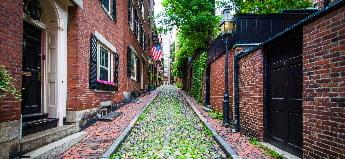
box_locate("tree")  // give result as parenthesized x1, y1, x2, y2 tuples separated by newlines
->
(232, 0, 313, 14)
(161, 0, 220, 56)
(161, 0, 219, 97)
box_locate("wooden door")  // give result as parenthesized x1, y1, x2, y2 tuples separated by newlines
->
(267, 41, 303, 156)
(22, 21, 42, 115)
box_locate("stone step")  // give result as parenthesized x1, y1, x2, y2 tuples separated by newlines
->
(22, 131, 87, 159)
(22, 113, 49, 122)
(20, 124, 77, 154)
(22, 118, 58, 136)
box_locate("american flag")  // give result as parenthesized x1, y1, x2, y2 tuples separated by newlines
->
(150, 45, 163, 61)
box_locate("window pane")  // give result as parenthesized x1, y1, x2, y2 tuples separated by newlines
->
(100, 67, 109, 81)
(102, 0, 110, 11)
(104, 52, 108, 67)
(100, 47, 108, 67)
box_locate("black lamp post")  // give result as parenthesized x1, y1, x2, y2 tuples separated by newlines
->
(220, 5, 235, 127)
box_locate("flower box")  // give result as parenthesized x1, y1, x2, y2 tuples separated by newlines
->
(96, 80, 116, 91)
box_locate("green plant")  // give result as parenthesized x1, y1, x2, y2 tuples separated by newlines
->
(249, 137, 259, 145)
(191, 52, 207, 103)
(249, 137, 284, 159)
(230, 0, 312, 14)
(0, 66, 21, 100)
(161, 0, 219, 84)
(175, 81, 183, 88)
(209, 110, 223, 120)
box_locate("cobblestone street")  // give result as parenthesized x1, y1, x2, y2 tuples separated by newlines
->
(62, 86, 270, 159)
(61, 92, 157, 158)
(112, 86, 226, 158)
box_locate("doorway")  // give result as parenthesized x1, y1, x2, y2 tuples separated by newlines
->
(265, 30, 303, 156)
(22, 21, 42, 115)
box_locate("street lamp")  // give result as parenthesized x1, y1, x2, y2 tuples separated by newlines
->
(220, 5, 235, 127)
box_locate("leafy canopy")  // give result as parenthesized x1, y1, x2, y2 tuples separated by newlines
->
(161, 0, 220, 56)
(161, 0, 219, 82)
(231, 0, 313, 14)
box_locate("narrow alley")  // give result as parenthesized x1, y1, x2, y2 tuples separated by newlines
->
(112, 86, 226, 158)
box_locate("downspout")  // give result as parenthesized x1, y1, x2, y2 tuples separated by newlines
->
(233, 44, 261, 132)
(233, 54, 240, 132)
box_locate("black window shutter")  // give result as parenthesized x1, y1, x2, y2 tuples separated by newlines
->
(90, 34, 98, 89)
(137, 57, 141, 81)
(127, 47, 131, 77)
(112, 0, 116, 19)
(114, 53, 119, 91)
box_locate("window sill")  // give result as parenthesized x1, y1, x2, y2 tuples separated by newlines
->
(131, 76, 138, 81)
(93, 89, 116, 93)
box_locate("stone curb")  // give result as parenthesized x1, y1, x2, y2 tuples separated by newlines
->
(179, 90, 241, 159)
(101, 91, 159, 158)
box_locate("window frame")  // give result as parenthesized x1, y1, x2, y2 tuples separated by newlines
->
(101, 0, 116, 20)
(97, 43, 113, 83)
(130, 49, 138, 81)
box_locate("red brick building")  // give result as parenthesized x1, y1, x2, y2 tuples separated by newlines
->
(207, 0, 345, 158)
(0, 0, 157, 158)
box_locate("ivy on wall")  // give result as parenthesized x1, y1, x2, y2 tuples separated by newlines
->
(191, 52, 207, 103)
(0, 66, 21, 100)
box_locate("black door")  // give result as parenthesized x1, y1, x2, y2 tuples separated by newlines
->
(22, 21, 42, 115)
(266, 36, 303, 156)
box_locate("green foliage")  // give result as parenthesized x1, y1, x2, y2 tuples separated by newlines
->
(249, 137, 284, 159)
(191, 52, 207, 103)
(175, 81, 183, 88)
(0, 66, 21, 100)
(231, 0, 313, 14)
(161, 0, 219, 82)
(172, 49, 188, 78)
(209, 110, 223, 120)
(112, 86, 226, 158)
(249, 137, 259, 145)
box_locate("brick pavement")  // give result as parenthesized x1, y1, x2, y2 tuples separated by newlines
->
(181, 90, 270, 159)
(61, 91, 157, 159)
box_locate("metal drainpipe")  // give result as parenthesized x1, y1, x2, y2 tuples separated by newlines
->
(233, 55, 240, 132)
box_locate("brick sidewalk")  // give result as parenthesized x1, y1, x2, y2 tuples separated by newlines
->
(61, 91, 157, 159)
(181, 90, 270, 159)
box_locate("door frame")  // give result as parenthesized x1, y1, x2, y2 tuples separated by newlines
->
(263, 28, 303, 157)
(22, 0, 69, 127)
(22, 19, 46, 115)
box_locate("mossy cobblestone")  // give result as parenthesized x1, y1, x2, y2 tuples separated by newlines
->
(112, 86, 226, 159)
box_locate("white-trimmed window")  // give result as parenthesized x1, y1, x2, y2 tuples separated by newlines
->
(130, 50, 138, 80)
(131, 51, 138, 81)
(101, 0, 116, 19)
(97, 43, 113, 82)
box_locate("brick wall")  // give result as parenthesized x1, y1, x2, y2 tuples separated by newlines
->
(302, 4, 345, 158)
(238, 49, 264, 138)
(67, 0, 150, 111)
(0, 1, 23, 122)
(209, 51, 233, 114)
(210, 54, 233, 112)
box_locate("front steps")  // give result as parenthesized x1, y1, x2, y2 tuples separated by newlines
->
(22, 113, 58, 136)
(22, 131, 87, 159)
(20, 124, 77, 154)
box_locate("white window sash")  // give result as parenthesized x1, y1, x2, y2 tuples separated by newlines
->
(97, 43, 113, 82)
(101, 0, 112, 15)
